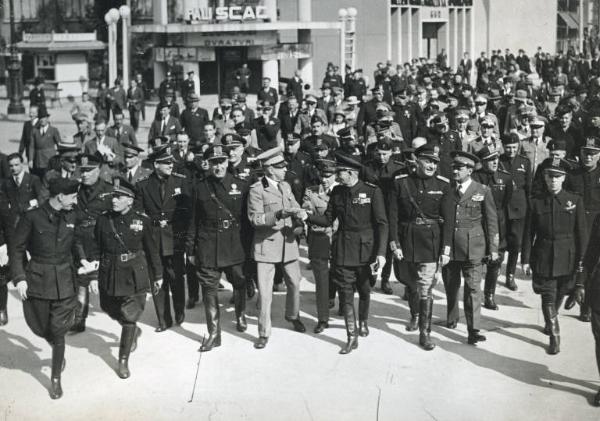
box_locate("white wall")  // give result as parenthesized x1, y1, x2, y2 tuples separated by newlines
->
(55, 53, 88, 97)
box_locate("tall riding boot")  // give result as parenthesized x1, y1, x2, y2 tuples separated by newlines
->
(70, 286, 89, 333)
(0, 284, 8, 326)
(484, 262, 499, 310)
(358, 297, 370, 337)
(117, 325, 136, 379)
(505, 251, 518, 291)
(406, 290, 420, 331)
(233, 288, 247, 332)
(542, 304, 560, 354)
(200, 292, 221, 352)
(50, 338, 65, 399)
(340, 304, 358, 354)
(419, 298, 435, 351)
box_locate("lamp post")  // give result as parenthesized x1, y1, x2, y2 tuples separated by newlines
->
(7, 0, 25, 114)
(338, 8, 358, 78)
(338, 8, 348, 79)
(119, 5, 131, 88)
(104, 8, 120, 86)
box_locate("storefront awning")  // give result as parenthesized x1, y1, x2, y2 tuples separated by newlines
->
(130, 21, 342, 34)
(557, 11, 579, 29)
(16, 32, 106, 52)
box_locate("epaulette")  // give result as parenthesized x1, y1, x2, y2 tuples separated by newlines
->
(172, 172, 186, 178)
(135, 210, 149, 218)
(395, 173, 409, 180)
(365, 181, 378, 188)
(498, 168, 511, 175)
(137, 174, 150, 182)
(436, 175, 450, 183)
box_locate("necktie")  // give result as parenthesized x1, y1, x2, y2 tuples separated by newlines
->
(456, 185, 463, 198)
(160, 178, 166, 200)
(161, 119, 166, 134)
(128, 171, 133, 183)
(14, 176, 20, 187)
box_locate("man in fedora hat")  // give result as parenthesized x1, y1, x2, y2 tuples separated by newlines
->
(29, 76, 47, 114)
(29, 108, 61, 179)
(149, 101, 182, 143)
(180, 92, 210, 145)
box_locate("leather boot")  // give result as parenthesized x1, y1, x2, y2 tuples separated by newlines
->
(50, 339, 65, 399)
(0, 285, 8, 326)
(484, 293, 498, 310)
(358, 297, 370, 337)
(117, 325, 136, 379)
(505, 273, 518, 291)
(233, 289, 247, 332)
(418, 298, 435, 351)
(130, 326, 142, 353)
(70, 286, 89, 333)
(484, 263, 499, 310)
(340, 304, 359, 355)
(246, 278, 256, 299)
(380, 279, 393, 295)
(200, 293, 221, 352)
(406, 291, 419, 331)
(543, 304, 560, 355)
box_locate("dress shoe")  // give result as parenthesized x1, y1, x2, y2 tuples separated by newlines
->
(446, 321, 458, 329)
(484, 294, 499, 310)
(358, 320, 369, 337)
(175, 313, 185, 325)
(254, 336, 269, 349)
(289, 318, 306, 333)
(69, 320, 86, 333)
(236, 315, 248, 332)
(402, 289, 409, 301)
(594, 389, 600, 406)
(49, 377, 63, 399)
(313, 321, 329, 334)
(339, 336, 359, 354)
(200, 333, 221, 352)
(117, 357, 130, 379)
(467, 332, 487, 345)
(406, 315, 419, 332)
(186, 298, 197, 310)
(381, 280, 393, 295)
(0, 309, 8, 326)
(155, 322, 172, 333)
(548, 335, 560, 355)
(505, 274, 518, 291)
(130, 327, 142, 353)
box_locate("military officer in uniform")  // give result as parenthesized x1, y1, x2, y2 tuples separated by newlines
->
(565, 137, 600, 322)
(10, 178, 80, 399)
(302, 159, 338, 333)
(70, 154, 114, 333)
(388, 144, 454, 350)
(528, 158, 587, 354)
(186, 145, 249, 352)
(247, 147, 307, 349)
(136, 147, 191, 331)
(472, 145, 513, 310)
(181, 70, 196, 101)
(121, 142, 152, 185)
(441, 151, 499, 345)
(308, 154, 388, 354)
(283, 132, 318, 204)
(499, 133, 531, 290)
(93, 178, 162, 378)
(427, 114, 462, 179)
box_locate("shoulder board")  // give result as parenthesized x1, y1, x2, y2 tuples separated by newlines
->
(498, 168, 511, 175)
(436, 175, 450, 183)
(137, 174, 150, 183)
(172, 172, 186, 178)
(134, 211, 149, 218)
(395, 174, 409, 180)
(365, 181, 378, 188)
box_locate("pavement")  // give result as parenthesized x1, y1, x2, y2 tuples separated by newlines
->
(0, 98, 599, 420)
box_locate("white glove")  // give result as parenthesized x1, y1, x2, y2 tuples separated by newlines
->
(393, 249, 404, 261)
(0, 244, 8, 266)
(89, 280, 99, 294)
(16, 281, 28, 300)
(376, 255, 386, 270)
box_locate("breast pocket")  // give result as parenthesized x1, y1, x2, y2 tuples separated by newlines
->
(264, 200, 280, 213)
(465, 202, 481, 218)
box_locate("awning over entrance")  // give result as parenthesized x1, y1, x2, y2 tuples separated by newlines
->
(557, 11, 579, 29)
(16, 32, 106, 52)
(130, 21, 342, 33)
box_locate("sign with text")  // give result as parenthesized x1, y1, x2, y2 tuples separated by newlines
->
(154, 47, 216, 62)
(186, 31, 278, 47)
(181, 0, 271, 23)
(260, 43, 312, 61)
(421, 6, 449, 22)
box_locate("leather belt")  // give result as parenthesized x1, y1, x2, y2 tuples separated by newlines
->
(80, 219, 96, 228)
(413, 217, 442, 225)
(203, 219, 238, 229)
(104, 251, 142, 262)
(152, 219, 172, 227)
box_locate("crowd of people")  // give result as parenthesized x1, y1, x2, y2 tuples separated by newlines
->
(1, 44, 600, 405)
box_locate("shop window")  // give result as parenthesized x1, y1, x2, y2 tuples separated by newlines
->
(36, 53, 56, 81)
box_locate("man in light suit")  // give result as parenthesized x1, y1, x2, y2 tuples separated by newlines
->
(28, 109, 61, 179)
(247, 147, 307, 349)
(148, 101, 182, 143)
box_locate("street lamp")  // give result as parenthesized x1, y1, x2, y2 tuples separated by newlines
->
(105, 8, 120, 86)
(119, 5, 131, 88)
(338, 8, 348, 78)
(7, 0, 25, 114)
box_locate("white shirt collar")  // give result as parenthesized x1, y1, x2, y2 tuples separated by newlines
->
(457, 178, 472, 193)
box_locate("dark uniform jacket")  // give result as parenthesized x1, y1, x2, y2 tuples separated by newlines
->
(10, 203, 77, 299)
(309, 180, 388, 267)
(29, 87, 46, 109)
(0, 173, 44, 235)
(428, 131, 462, 179)
(447, 180, 499, 262)
(565, 164, 600, 229)
(74, 180, 114, 261)
(284, 151, 318, 204)
(388, 173, 453, 262)
(136, 172, 191, 256)
(180, 107, 210, 143)
(500, 154, 531, 220)
(303, 184, 337, 260)
(95, 209, 162, 296)
(254, 116, 281, 151)
(472, 169, 513, 250)
(529, 189, 587, 278)
(186, 173, 248, 268)
(584, 215, 600, 311)
(361, 159, 406, 205)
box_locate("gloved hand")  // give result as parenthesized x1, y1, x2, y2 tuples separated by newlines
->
(565, 286, 585, 310)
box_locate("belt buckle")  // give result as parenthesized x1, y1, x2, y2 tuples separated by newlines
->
(159, 220, 167, 228)
(415, 217, 424, 225)
(120, 254, 128, 262)
(222, 220, 230, 229)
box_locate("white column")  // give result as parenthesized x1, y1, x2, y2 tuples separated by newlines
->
(396, 8, 402, 64)
(263, 59, 279, 93)
(121, 16, 130, 88)
(452, 9, 458, 69)
(461, 8, 466, 59)
(108, 23, 117, 86)
(298, 0, 311, 21)
(417, 8, 423, 59)
(386, 0, 392, 61)
(152, 0, 168, 25)
(407, 8, 413, 61)
(298, 0, 313, 89)
(469, 7, 474, 72)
